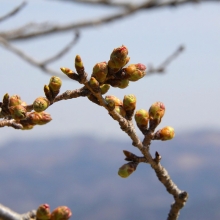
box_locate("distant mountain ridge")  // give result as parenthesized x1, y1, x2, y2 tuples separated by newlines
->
(0, 130, 220, 220)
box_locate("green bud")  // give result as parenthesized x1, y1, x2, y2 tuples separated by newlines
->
(100, 84, 110, 95)
(87, 94, 100, 105)
(3, 93, 9, 105)
(154, 126, 175, 141)
(117, 79, 129, 89)
(33, 97, 50, 112)
(118, 162, 138, 178)
(123, 94, 136, 111)
(105, 95, 122, 106)
(36, 204, 51, 220)
(89, 77, 100, 92)
(9, 95, 22, 107)
(135, 109, 149, 126)
(44, 85, 53, 101)
(28, 111, 52, 125)
(124, 63, 146, 81)
(105, 98, 115, 111)
(9, 105, 27, 120)
(149, 102, 165, 120)
(50, 206, 72, 220)
(115, 106, 126, 117)
(92, 62, 108, 83)
(49, 76, 62, 92)
(75, 55, 84, 73)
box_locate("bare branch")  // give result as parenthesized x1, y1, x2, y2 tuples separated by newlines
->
(147, 45, 185, 75)
(0, 204, 35, 220)
(0, 1, 27, 23)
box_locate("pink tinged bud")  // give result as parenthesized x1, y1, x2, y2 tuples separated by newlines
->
(100, 84, 110, 95)
(49, 76, 62, 92)
(9, 95, 22, 107)
(118, 162, 138, 178)
(36, 204, 51, 220)
(115, 106, 126, 117)
(110, 45, 128, 61)
(135, 109, 149, 126)
(105, 95, 122, 106)
(9, 105, 27, 120)
(155, 126, 175, 141)
(124, 63, 147, 81)
(28, 111, 52, 125)
(117, 79, 129, 89)
(123, 94, 136, 111)
(92, 62, 108, 83)
(149, 102, 165, 120)
(33, 97, 50, 112)
(50, 206, 72, 220)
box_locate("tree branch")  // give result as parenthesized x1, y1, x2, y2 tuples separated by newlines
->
(0, 1, 27, 23)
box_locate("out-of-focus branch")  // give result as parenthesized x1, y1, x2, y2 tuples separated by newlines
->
(0, 203, 35, 220)
(0, 1, 27, 23)
(147, 45, 185, 74)
(0, 31, 80, 76)
(2, 0, 220, 41)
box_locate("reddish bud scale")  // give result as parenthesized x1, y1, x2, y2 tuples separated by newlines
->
(105, 95, 122, 106)
(149, 102, 165, 120)
(28, 111, 52, 125)
(9, 105, 27, 120)
(50, 206, 72, 220)
(124, 63, 147, 82)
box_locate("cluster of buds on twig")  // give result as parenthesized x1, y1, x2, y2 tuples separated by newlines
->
(36, 204, 72, 220)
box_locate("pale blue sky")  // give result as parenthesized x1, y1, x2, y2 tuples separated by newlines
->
(0, 1, 220, 144)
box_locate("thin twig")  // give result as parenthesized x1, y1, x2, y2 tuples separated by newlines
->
(0, 1, 27, 23)
(147, 45, 185, 74)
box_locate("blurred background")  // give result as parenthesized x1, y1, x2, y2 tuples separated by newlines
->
(0, 1, 220, 219)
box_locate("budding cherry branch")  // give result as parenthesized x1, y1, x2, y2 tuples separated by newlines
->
(0, 45, 188, 220)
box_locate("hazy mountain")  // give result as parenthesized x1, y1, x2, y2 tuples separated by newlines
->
(0, 130, 220, 220)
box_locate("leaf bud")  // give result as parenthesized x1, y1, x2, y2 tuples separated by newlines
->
(100, 84, 110, 95)
(9, 95, 22, 107)
(9, 105, 27, 120)
(89, 77, 100, 93)
(124, 63, 146, 81)
(118, 162, 138, 178)
(154, 126, 175, 141)
(92, 62, 108, 83)
(75, 55, 84, 73)
(105, 95, 122, 106)
(50, 206, 72, 220)
(36, 204, 51, 220)
(33, 97, 50, 112)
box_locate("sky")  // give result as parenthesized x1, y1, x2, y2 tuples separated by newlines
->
(0, 0, 220, 144)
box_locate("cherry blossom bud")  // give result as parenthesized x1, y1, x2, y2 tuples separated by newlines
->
(44, 85, 53, 101)
(149, 102, 165, 120)
(9, 95, 22, 107)
(89, 77, 100, 93)
(21, 124, 34, 130)
(118, 162, 138, 178)
(50, 206, 72, 220)
(36, 204, 51, 220)
(135, 109, 149, 126)
(49, 76, 62, 93)
(33, 97, 50, 112)
(154, 126, 175, 141)
(92, 62, 108, 83)
(105, 95, 122, 106)
(117, 79, 129, 89)
(28, 111, 52, 125)
(124, 63, 146, 81)
(123, 94, 136, 111)
(9, 105, 27, 120)
(115, 106, 126, 117)
(100, 84, 110, 95)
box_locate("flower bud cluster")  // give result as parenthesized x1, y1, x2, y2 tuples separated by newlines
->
(36, 204, 72, 220)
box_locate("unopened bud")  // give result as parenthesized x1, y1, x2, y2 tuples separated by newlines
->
(9, 105, 27, 120)
(105, 95, 122, 106)
(44, 85, 53, 101)
(33, 97, 50, 112)
(115, 106, 126, 117)
(89, 77, 100, 93)
(117, 79, 129, 89)
(28, 111, 52, 125)
(100, 84, 110, 95)
(49, 76, 62, 92)
(124, 63, 146, 81)
(123, 94, 136, 111)
(154, 126, 175, 141)
(9, 95, 22, 107)
(36, 204, 51, 220)
(75, 55, 84, 73)
(118, 162, 138, 178)
(50, 206, 72, 220)
(135, 109, 149, 126)
(92, 62, 108, 83)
